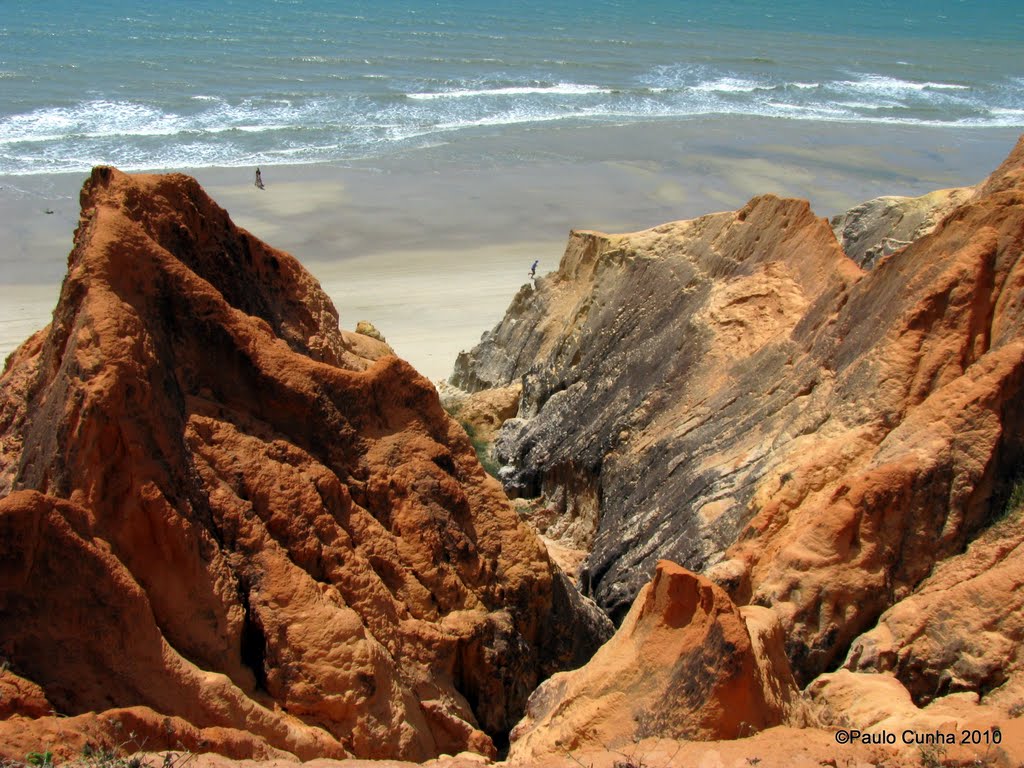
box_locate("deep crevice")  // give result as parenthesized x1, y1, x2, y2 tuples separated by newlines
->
(238, 582, 268, 691)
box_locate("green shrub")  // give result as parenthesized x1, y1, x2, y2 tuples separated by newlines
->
(461, 421, 501, 479)
(1007, 473, 1024, 515)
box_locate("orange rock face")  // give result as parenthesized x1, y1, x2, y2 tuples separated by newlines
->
(728, 134, 1024, 683)
(843, 502, 1024, 705)
(0, 666, 50, 720)
(0, 168, 609, 761)
(508, 561, 797, 760)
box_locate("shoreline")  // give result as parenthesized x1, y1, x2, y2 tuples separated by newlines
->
(2, 117, 1021, 381)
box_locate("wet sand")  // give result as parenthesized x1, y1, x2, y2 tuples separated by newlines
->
(1, 118, 1020, 381)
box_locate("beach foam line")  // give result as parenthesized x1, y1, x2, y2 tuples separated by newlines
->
(837, 74, 970, 92)
(691, 76, 764, 93)
(0, 97, 345, 146)
(1, 80, 1021, 176)
(406, 83, 612, 100)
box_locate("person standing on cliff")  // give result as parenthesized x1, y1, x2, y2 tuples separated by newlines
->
(529, 259, 539, 280)
(255, 168, 265, 189)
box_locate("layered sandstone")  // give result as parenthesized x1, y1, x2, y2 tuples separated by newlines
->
(830, 186, 976, 269)
(454, 193, 864, 624)
(0, 167, 610, 762)
(452, 133, 1024, 700)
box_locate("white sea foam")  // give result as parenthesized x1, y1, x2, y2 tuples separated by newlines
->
(0, 68, 1020, 176)
(691, 77, 765, 93)
(0, 100, 186, 142)
(433, 109, 582, 130)
(407, 83, 612, 100)
(0, 97, 343, 150)
(765, 102, 849, 117)
(838, 74, 969, 93)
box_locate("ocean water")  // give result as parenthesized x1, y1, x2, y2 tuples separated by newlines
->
(1, 0, 1023, 175)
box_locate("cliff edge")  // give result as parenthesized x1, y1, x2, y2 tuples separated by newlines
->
(452, 135, 1024, 700)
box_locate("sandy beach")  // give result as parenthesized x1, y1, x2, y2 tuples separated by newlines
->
(1, 118, 1020, 381)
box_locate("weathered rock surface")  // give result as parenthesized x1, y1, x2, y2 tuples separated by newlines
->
(0, 666, 51, 720)
(452, 134, 1024, 697)
(843, 500, 1024, 705)
(454, 193, 863, 624)
(0, 167, 609, 762)
(0, 702, 298, 761)
(806, 668, 1024, 767)
(831, 186, 976, 269)
(507, 561, 797, 760)
(438, 383, 522, 448)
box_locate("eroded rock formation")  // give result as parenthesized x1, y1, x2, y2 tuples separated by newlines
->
(508, 561, 798, 761)
(843, 502, 1024, 705)
(454, 193, 864, 623)
(452, 134, 1024, 701)
(830, 186, 976, 269)
(0, 167, 610, 761)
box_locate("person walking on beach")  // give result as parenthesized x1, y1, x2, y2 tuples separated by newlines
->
(529, 259, 539, 279)
(255, 168, 265, 189)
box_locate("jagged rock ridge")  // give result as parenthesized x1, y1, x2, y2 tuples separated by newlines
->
(0, 167, 610, 761)
(452, 136, 1024, 697)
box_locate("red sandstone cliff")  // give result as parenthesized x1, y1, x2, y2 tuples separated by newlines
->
(0, 167, 610, 762)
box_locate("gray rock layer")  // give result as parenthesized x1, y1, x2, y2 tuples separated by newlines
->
(450, 136, 1024, 696)
(830, 187, 974, 269)
(453, 194, 864, 622)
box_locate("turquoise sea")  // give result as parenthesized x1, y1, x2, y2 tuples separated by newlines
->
(1, 0, 1023, 175)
